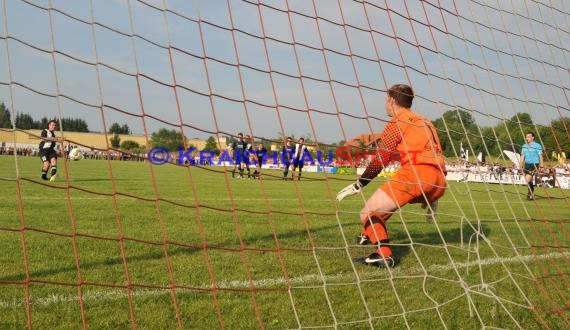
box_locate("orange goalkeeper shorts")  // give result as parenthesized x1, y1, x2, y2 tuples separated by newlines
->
(379, 164, 446, 207)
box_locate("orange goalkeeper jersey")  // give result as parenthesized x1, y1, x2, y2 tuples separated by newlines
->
(376, 109, 445, 168)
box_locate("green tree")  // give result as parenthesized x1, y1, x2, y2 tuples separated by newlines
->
(11, 113, 89, 132)
(492, 113, 534, 154)
(547, 117, 570, 152)
(151, 128, 184, 151)
(0, 102, 12, 128)
(120, 140, 140, 150)
(109, 123, 121, 134)
(37, 117, 49, 129)
(203, 136, 220, 154)
(109, 123, 130, 135)
(507, 112, 534, 146)
(433, 109, 478, 158)
(61, 117, 89, 132)
(110, 134, 121, 148)
(15, 113, 35, 129)
(478, 126, 498, 161)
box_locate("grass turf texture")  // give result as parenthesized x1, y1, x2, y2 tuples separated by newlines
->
(0, 155, 568, 329)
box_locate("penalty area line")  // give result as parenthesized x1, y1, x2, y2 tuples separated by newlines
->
(0, 251, 568, 309)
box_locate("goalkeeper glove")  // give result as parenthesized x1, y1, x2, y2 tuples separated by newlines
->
(336, 181, 363, 201)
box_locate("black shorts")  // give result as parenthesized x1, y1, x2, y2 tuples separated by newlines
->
(39, 149, 57, 162)
(293, 157, 304, 169)
(523, 163, 539, 175)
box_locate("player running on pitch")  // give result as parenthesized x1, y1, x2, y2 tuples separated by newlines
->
(39, 120, 60, 181)
(336, 84, 447, 267)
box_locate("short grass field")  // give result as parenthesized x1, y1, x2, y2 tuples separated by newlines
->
(0, 155, 569, 329)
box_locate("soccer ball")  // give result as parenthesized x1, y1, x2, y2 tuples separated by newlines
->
(68, 148, 83, 161)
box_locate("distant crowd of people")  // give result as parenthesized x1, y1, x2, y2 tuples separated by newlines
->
(447, 161, 568, 184)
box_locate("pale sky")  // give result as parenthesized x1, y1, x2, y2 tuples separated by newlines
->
(1, 0, 568, 145)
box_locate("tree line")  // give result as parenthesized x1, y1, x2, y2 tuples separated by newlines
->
(0, 104, 90, 132)
(0, 104, 135, 134)
(433, 110, 569, 160)
(1, 102, 568, 160)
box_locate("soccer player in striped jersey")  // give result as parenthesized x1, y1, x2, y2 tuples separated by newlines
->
(39, 120, 60, 181)
(291, 137, 308, 180)
(336, 84, 447, 267)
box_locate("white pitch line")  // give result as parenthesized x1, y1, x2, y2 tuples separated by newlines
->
(1, 251, 568, 309)
(0, 196, 336, 202)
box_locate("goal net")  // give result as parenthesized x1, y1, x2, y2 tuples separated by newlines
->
(1, 0, 568, 329)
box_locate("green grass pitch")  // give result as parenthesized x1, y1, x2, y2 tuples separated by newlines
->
(0, 155, 568, 329)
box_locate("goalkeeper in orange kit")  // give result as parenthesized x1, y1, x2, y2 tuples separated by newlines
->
(336, 84, 447, 267)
